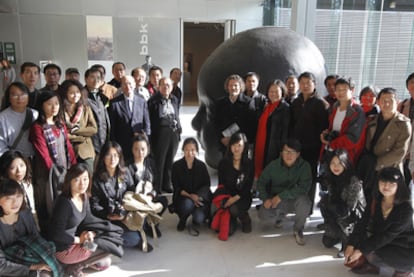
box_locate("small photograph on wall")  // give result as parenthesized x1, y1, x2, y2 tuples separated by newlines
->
(87, 16, 113, 61)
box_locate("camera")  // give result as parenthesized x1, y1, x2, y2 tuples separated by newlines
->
(324, 130, 339, 142)
(108, 199, 127, 217)
(82, 240, 98, 252)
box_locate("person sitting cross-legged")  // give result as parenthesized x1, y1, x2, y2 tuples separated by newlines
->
(257, 138, 312, 245)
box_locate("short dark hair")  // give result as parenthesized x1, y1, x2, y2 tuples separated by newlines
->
(1, 82, 29, 111)
(324, 74, 339, 86)
(91, 64, 106, 75)
(169, 67, 181, 76)
(0, 179, 26, 216)
(149, 66, 163, 76)
(335, 76, 355, 90)
(244, 72, 260, 81)
(61, 163, 92, 198)
(359, 86, 378, 101)
(132, 133, 150, 151)
(283, 138, 301, 153)
(112, 62, 126, 70)
(406, 72, 414, 88)
(378, 87, 398, 100)
(0, 150, 32, 183)
(43, 63, 61, 75)
(298, 72, 316, 83)
(65, 67, 79, 75)
(182, 137, 199, 152)
(20, 62, 40, 74)
(85, 67, 103, 79)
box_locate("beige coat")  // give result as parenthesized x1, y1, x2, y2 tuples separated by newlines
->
(365, 112, 411, 172)
(67, 106, 97, 160)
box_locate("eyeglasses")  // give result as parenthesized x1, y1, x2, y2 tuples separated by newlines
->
(10, 94, 28, 99)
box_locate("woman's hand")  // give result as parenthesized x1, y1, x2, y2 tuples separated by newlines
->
(224, 195, 239, 208)
(29, 263, 51, 272)
(189, 193, 203, 207)
(345, 247, 362, 265)
(80, 231, 95, 244)
(343, 245, 354, 263)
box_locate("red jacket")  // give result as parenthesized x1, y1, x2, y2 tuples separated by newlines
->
(322, 100, 366, 164)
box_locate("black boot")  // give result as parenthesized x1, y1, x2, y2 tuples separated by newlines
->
(239, 213, 252, 233)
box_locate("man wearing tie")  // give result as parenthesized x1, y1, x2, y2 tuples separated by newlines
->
(108, 75, 151, 162)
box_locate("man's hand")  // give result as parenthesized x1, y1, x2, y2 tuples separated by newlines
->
(271, 195, 281, 209)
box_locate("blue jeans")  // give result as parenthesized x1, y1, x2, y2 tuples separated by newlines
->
(176, 197, 207, 224)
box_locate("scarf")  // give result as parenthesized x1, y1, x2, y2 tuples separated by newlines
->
(5, 235, 64, 277)
(254, 100, 280, 178)
(43, 123, 69, 166)
(65, 105, 83, 129)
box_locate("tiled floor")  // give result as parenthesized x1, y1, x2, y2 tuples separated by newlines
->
(89, 106, 392, 277)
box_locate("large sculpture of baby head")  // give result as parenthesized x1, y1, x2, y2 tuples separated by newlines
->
(192, 27, 326, 168)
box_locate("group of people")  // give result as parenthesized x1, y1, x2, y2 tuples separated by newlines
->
(210, 71, 414, 276)
(0, 59, 412, 277)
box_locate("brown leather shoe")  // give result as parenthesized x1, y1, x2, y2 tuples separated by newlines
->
(351, 262, 380, 275)
(393, 271, 414, 277)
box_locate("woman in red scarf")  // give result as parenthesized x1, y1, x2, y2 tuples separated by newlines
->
(254, 79, 290, 179)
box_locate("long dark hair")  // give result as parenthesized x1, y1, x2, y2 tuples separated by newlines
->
(61, 163, 92, 198)
(35, 90, 64, 128)
(225, 132, 250, 171)
(0, 150, 32, 184)
(1, 82, 29, 111)
(94, 141, 127, 182)
(374, 167, 410, 205)
(60, 79, 88, 115)
(325, 149, 356, 189)
(0, 179, 26, 216)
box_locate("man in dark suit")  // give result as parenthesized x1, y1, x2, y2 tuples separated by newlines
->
(108, 75, 151, 162)
(148, 77, 181, 193)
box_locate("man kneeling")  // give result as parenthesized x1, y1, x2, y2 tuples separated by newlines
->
(257, 139, 311, 245)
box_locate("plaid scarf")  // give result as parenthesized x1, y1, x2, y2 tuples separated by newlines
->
(65, 105, 83, 129)
(43, 123, 69, 165)
(4, 235, 64, 277)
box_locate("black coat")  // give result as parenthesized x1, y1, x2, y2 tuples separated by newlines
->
(289, 92, 329, 151)
(320, 174, 366, 237)
(171, 157, 212, 204)
(349, 199, 414, 270)
(214, 94, 256, 144)
(90, 171, 135, 220)
(147, 92, 181, 144)
(262, 100, 290, 166)
(87, 89, 111, 154)
(216, 158, 254, 212)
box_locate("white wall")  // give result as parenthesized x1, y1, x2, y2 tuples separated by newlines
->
(0, 0, 263, 84)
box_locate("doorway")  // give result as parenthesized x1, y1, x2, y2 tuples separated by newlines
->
(182, 22, 224, 105)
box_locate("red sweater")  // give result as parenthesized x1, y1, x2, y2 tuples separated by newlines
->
(30, 122, 77, 170)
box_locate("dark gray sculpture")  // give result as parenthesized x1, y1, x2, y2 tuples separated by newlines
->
(192, 27, 326, 168)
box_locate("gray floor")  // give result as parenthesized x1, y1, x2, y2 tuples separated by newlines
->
(89, 106, 390, 277)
